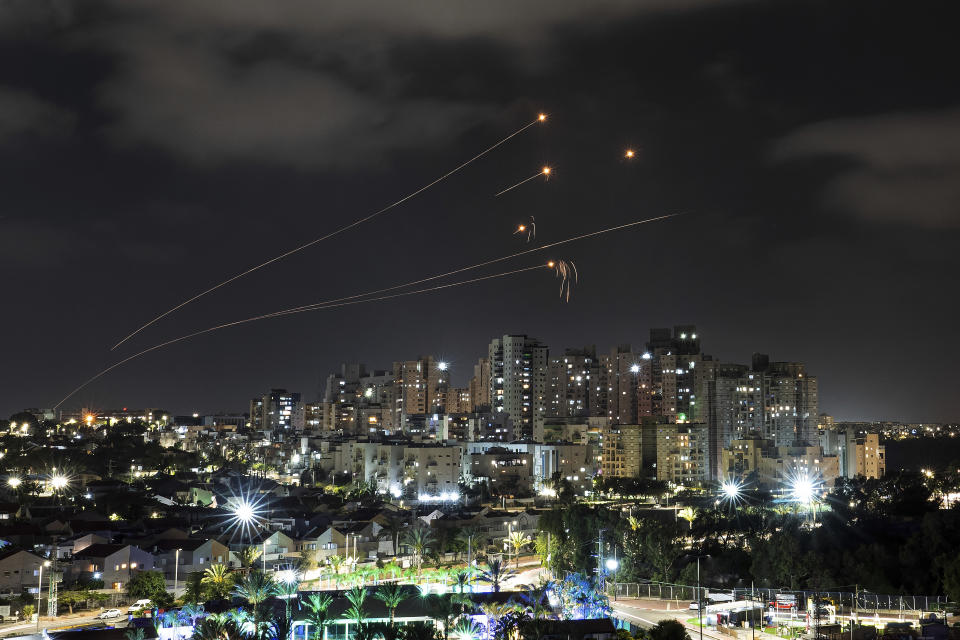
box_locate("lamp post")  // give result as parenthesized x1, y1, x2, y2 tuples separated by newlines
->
(173, 548, 181, 596)
(36, 560, 50, 631)
(695, 554, 710, 640)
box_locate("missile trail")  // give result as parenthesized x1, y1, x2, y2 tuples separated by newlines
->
(58, 211, 681, 410)
(55, 265, 546, 410)
(495, 166, 551, 197)
(110, 115, 547, 352)
(201, 212, 681, 324)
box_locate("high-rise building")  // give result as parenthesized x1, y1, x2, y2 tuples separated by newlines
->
(469, 358, 491, 411)
(548, 346, 599, 418)
(600, 344, 642, 424)
(393, 356, 448, 418)
(489, 334, 549, 440)
(249, 389, 303, 432)
(655, 422, 708, 487)
(600, 422, 657, 478)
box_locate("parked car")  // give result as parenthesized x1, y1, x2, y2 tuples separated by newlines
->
(690, 601, 701, 610)
(128, 599, 152, 614)
(97, 609, 123, 619)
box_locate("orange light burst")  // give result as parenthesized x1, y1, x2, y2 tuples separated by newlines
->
(547, 261, 555, 268)
(538, 113, 547, 122)
(518, 225, 526, 232)
(625, 149, 635, 158)
(542, 166, 551, 175)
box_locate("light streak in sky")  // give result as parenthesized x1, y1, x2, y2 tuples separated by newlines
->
(111, 115, 548, 351)
(56, 212, 682, 409)
(495, 166, 551, 197)
(514, 216, 536, 242)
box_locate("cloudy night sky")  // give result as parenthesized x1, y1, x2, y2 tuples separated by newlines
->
(1, 0, 957, 422)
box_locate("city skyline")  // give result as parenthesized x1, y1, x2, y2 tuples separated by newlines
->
(2, 0, 958, 422)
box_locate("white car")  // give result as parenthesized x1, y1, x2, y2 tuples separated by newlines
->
(97, 609, 123, 619)
(689, 601, 701, 610)
(128, 599, 152, 613)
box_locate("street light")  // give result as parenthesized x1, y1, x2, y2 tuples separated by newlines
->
(721, 481, 741, 501)
(694, 554, 710, 640)
(36, 560, 50, 631)
(7, 476, 21, 489)
(173, 549, 181, 597)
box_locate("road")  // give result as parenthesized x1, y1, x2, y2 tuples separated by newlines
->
(0, 613, 129, 638)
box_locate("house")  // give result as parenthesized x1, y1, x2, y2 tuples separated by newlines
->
(228, 531, 295, 571)
(0, 549, 46, 596)
(69, 544, 155, 590)
(152, 538, 230, 579)
(71, 534, 109, 555)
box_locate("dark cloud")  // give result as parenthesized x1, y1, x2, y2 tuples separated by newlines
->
(0, 0, 958, 422)
(773, 109, 960, 228)
(0, 86, 74, 140)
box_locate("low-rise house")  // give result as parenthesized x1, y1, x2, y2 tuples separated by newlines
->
(152, 538, 230, 579)
(69, 544, 155, 590)
(0, 549, 46, 596)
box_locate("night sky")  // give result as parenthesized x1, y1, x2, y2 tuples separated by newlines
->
(2, 1, 957, 422)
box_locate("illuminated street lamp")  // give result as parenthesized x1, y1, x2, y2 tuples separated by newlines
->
(36, 560, 50, 630)
(790, 475, 815, 504)
(605, 558, 619, 572)
(8, 476, 22, 489)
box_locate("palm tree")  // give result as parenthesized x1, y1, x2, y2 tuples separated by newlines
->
(452, 570, 471, 594)
(479, 602, 518, 640)
(272, 574, 300, 622)
(423, 594, 458, 640)
(192, 614, 242, 640)
(477, 559, 515, 593)
(237, 545, 263, 570)
(679, 507, 696, 530)
(180, 603, 206, 628)
(233, 570, 274, 607)
(202, 564, 233, 600)
(344, 586, 368, 626)
(377, 513, 407, 556)
(303, 593, 333, 640)
(403, 526, 434, 580)
(328, 555, 345, 587)
(506, 531, 531, 568)
(374, 583, 411, 624)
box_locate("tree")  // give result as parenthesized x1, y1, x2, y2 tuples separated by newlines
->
(403, 526, 434, 579)
(193, 613, 244, 640)
(127, 570, 168, 602)
(374, 583, 411, 624)
(344, 586, 368, 626)
(125, 629, 146, 640)
(303, 593, 333, 640)
(477, 559, 515, 593)
(423, 594, 458, 640)
(377, 514, 408, 557)
(648, 620, 690, 640)
(59, 590, 95, 615)
(233, 570, 274, 607)
(183, 571, 205, 604)
(506, 531, 531, 568)
(479, 602, 517, 640)
(237, 545, 263, 570)
(203, 564, 234, 600)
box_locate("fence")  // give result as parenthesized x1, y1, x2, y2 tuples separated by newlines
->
(609, 581, 953, 612)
